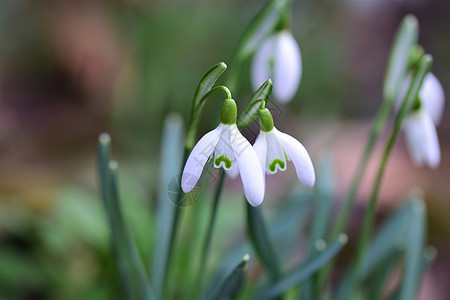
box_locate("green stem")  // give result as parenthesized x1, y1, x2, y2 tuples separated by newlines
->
(195, 170, 226, 293)
(346, 55, 432, 299)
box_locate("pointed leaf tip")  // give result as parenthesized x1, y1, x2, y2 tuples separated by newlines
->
(99, 132, 111, 144)
(109, 160, 119, 170)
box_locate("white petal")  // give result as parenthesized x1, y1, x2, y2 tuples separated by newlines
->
(226, 164, 240, 179)
(253, 131, 267, 171)
(181, 124, 222, 193)
(420, 73, 445, 125)
(419, 111, 440, 168)
(213, 125, 236, 170)
(274, 128, 315, 186)
(403, 110, 440, 168)
(265, 130, 287, 174)
(251, 31, 302, 104)
(272, 32, 302, 103)
(403, 114, 425, 167)
(230, 125, 265, 206)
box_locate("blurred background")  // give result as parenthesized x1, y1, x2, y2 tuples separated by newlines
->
(0, 0, 449, 299)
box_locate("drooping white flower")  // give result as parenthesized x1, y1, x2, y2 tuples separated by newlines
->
(251, 30, 302, 104)
(253, 108, 315, 186)
(420, 73, 444, 125)
(399, 73, 444, 168)
(403, 109, 440, 168)
(181, 99, 265, 206)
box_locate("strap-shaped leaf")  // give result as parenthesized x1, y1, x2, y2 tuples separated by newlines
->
(206, 254, 250, 300)
(302, 156, 335, 299)
(98, 134, 154, 300)
(398, 197, 426, 300)
(246, 202, 281, 280)
(151, 114, 185, 299)
(383, 15, 419, 103)
(258, 234, 348, 299)
(334, 197, 428, 300)
(238, 79, 273, 130)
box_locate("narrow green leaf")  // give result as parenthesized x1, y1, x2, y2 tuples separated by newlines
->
(238, 79, 273, 130)
(366, 250, 401, 300)
(259, 234, 348, 300)
(152, 114, 185, 299)
(206, 254, 250, 300)
(186, 62, 227, 149)
(98, 134, 134, 300)
(307, 156, 334, 256)
(246, 202, 281, 280)
(334, 200, 414, 300)
(383, 14, 419, 103)
(398, 197, 426, 300)
(107, 162, 153, 300)
(303, 156, 334, 299)
(237, 0, 292, 60)
(386, 246, 436, 300)
(204, 194, 311, 298)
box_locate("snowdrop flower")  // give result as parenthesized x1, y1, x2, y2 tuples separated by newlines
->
(401, 73, 444, 168)
(181, 98, 265, 206)
(251, 30, 302, 104)
(253, 108, 315, 186)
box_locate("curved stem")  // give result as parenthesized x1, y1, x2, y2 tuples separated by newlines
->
(345, 55, 431, 299)
(198, 86, 232, 107)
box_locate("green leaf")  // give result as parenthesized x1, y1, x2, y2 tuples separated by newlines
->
(258, 234, 348, 299)
(246, 202, 281, 280)
(383, 14, 419, 103)
(106, 162, 154, 300)
(151, 114, 185, 299)
(206, 254, 250, 300)
(238, 79, 273, 130)
(236, 0, 292, 61)
(185, 62, 227, 149)
(334, 196, 428, 300)
(303, 156, 334, 299)
(398, 197, 426, 300)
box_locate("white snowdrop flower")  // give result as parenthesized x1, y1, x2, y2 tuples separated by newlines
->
(251, 30, 302, 104)
(398, 72, 444, 168)
(403, 108, 440, 168)
(181, 98, 265, 206)
(420, 73, 444, 125)
(253, 108, 315, 186)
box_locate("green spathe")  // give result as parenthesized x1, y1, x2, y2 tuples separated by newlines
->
(259, 108, 275, 132)
(220, 98, 237, 125)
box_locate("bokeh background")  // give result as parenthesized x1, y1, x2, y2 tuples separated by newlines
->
(0, 0, 449, 299)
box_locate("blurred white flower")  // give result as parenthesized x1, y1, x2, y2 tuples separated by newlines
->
(420, 73, 444, 125)
(401, 73, 445, 168)
(251, 30, 302, 103)
(253, 109, 315, 186)
(403, 109, 440, 168)
(181, 99, 265, 206)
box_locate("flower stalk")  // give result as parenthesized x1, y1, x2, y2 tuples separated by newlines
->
(344, 54, 432, 299)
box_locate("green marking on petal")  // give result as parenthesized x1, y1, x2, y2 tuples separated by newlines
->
(215, 155, 232, 169)
(269, 159, 285, 173)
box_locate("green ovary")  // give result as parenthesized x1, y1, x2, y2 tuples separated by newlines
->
(269, 159, 285, 173)
(215, 155, 232, 169)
